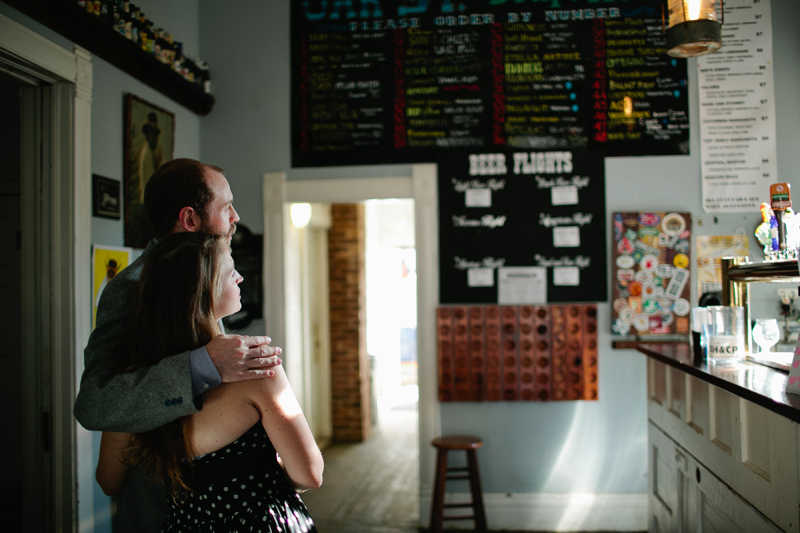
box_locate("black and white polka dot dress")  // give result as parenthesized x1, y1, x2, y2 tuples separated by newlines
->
(162, 423, 317, 532)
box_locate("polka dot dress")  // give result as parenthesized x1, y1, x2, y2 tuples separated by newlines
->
(162, 423, 317, 532)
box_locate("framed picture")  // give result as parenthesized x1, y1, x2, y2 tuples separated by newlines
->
(123, 93, 175, 249)
(92, 244, 132, 329)
(92, 174, 121, 219)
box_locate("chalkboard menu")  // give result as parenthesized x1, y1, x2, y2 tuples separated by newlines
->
(438, 149, 606, 304)
(291, 0, 689, 168)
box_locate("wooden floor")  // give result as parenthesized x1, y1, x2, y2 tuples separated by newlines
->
(302, 404, 421, 533)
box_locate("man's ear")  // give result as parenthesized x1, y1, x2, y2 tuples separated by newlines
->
(177, 206, 201, 232)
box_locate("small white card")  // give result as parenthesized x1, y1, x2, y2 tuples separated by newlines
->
(553, 266, 580, 286)
(551, 185, 578, 206)
(553, 226, 580, 247)
(465, 189, 491, 207)
(497, 267, 547, 304)
(467, 267, 494, 287)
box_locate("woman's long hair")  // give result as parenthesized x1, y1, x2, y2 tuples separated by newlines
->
(114, 232, 228, 501)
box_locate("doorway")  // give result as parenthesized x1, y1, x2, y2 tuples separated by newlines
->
(0, 13, 93, 531)
(286, 197, 419, 530)
(264, 167, 440, 528)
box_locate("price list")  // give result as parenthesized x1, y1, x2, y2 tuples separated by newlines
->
(599, 11, 690, 155)
(298, 30, 395, 163)
(401, 26, 492, 152)
(291, 0, 688, 167)
(502, 21, 590, 150)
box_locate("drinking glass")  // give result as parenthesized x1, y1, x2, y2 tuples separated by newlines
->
(752, 318, 780, 354)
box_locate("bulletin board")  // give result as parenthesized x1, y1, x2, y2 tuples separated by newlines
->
(610, 212, 692, 338)
(438, 149, 607, 304)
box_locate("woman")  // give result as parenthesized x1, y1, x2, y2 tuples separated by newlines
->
(96, 232, 323, 532)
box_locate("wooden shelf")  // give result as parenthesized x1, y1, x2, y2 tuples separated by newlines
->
(4, 0, 215, 115)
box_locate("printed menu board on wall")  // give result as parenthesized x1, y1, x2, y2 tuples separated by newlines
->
(438, 149, 606, 304)
(291, 0, 689, 168)
(611, 212, 692, 338)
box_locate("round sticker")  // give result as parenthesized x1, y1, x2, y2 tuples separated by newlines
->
(633, 314, 650, 332)
(673, 298, 690, 317)
(661, 312, 674, 326)
(639, 213, 660, 227)
(640, 254, 659, 272)
(617, 269, 635, 282)
(629, 281, 642, 297)
(642, 282, 656, 297)
(662, 213, 686, 236)
(616, 255, 635, 269)
(613, 298, 629, 312)
(643, 299, 660, 314)
(635, 270, 653, 283)
(673, 253, 689, 269)
(656, 264, 675, 278)
(618, 307, 635, 324)
(632, 250, 644, 263)
(658, 297, 674, 310)
(654, 286, 665, 298)
(674, 239, 690, 254)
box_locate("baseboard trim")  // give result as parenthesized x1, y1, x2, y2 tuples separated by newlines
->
(419, 492, 648, 531)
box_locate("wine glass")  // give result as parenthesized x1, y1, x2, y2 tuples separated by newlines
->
(752, 318, 780, 354)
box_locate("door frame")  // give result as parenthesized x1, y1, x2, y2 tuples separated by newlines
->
(263, 167, 440, 526)
(0, 13, 92, 532)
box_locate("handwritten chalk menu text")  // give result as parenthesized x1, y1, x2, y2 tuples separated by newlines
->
(439, 149, 606, 304)
(291, 0, 689, 167)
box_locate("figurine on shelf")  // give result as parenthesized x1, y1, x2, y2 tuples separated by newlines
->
(755, 202, 779, 258)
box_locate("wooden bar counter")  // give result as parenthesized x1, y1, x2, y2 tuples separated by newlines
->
(638, 342, 800, 532)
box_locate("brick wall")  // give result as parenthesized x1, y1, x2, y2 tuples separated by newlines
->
(328, 204, 371, 442)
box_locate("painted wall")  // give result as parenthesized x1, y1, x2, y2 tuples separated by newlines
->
(198, 0, 800, 502)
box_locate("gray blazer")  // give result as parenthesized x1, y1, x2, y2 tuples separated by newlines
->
(74, 241, 200, 533)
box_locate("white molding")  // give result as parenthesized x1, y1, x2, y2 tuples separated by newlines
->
(73, 45, 93, 533)
(419, 492, 648, 531)
(271, 170, 440, 527)
(263, 173, 287, 349)
(286, 176, 412, 203)
(411, 164, 440, 513)
(0, 13, 77, 82)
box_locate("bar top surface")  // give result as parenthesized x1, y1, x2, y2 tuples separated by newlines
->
(637, 343, 800, 423)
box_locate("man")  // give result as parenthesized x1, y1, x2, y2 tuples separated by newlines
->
(74, 158, 281, 532)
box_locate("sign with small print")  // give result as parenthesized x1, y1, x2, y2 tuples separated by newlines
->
(438, 150, 606, 304)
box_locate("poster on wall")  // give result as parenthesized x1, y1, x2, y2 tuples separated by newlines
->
(92, 244, 132, 329)
(438, 149, 607, 304)
(291, 0, 689, 167)
(611, 212, 692, 338)
(698, 0, 777, 213)
(695, 234, 749, 306)
(124, 94, 175, 249)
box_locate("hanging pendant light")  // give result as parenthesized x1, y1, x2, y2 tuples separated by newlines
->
(666, 0, 723, 58)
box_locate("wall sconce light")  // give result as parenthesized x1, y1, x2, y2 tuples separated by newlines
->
(666, 0, 723, 58)
(290, 203, 312, 228)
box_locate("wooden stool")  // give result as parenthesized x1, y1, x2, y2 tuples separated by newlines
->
(429, 436, 487, 533)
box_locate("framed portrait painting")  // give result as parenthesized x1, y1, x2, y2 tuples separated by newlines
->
(123, 94, 175, 249)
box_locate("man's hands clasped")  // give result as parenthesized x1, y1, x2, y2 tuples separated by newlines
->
(206, 335, 282, 382)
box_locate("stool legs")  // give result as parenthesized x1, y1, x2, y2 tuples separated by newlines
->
(430, 449, 449, 533)
(429, 448, 487, 533)
(467, 449, 487, 532)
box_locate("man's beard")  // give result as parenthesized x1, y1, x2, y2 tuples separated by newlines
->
(201, 221, 236, 239)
